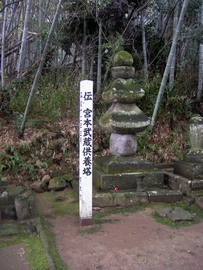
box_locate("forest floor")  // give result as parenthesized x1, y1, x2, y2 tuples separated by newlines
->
(37, 192, 203, 270)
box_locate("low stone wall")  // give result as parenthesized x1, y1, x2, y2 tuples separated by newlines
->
(0, 180, 36, 221)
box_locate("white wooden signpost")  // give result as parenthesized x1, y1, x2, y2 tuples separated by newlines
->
(79, 80, 93, 226)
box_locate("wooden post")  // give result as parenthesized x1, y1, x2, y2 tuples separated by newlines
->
(79, 80, 93, 226)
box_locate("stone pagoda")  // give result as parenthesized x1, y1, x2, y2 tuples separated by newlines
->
(99, 50, 150, 156)
(173, 116, 203, 194)
(93, 51, 181, 206)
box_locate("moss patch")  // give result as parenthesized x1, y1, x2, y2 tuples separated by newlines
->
(40, 217, 68, 270)
(44, 190, 79, 216)
(25, 233, 49, 270)
(112, 50, 133, 66)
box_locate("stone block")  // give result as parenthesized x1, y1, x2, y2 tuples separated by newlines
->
(93, 191, 148, 207)
(94, 155, 154, 174)
(102, 78, 145, 103)
(15, 195, 31, 221)
(147, 190, 182, 203)
(93, 167, 164, 191)
(164, 172, 191, 195)
(184, 150, 203, 163)
(110, 133, 137, 156)
(8, 186, 26, 203)
(48, 177, 66, 191)
(191, 180, 203, 190)
(111, 66, 135, 79)
(174, 160, 203, 179)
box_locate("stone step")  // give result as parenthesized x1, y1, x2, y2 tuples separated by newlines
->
(93, 189, 182, 207)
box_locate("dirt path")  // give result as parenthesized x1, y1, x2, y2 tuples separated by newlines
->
(0, 243, 31, 270)
(49, 208, 203, 270)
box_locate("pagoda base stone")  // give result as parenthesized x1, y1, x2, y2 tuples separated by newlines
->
(94, 167, 164, 191)
(93, 155, 185, 207)
(94, 155, 154, 174)
(93, 155, 164, 191)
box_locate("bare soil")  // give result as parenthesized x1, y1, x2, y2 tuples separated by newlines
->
(0, 243, 30, 270)
(47, 207, 203, 270)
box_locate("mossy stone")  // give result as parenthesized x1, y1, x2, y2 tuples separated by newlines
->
(112, 51, 133, 67)
(111, 66, 135, 79)
(48, 176, 66, 191)
(99, 103, 150, 134)
(102, 78, 145, 103)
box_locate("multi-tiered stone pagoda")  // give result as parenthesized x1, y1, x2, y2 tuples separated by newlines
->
(99, 50, 150, 156)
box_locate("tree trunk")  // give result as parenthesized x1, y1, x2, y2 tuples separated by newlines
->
(19, 0, 63, 137)
(17, 0, 32, 78)
(169, 0, 179, 91)
(82, 18, 87, 78)
(141, 5, 148, 82)
(96, 19, 102, 95)
(150, 0, 189, 129)
(1, 0, 8, 87)
(197, 2, 203, 101)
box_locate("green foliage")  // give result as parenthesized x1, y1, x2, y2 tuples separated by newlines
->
(0, 143, 47, 180)
(102, 32, 124, 82)
(0, 86, 11, 115)
(9, 69, 79, 125)
(138, 74, 162, 115)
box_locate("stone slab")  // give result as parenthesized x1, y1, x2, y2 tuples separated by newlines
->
(95, 155, 154, 174)
(156, 207, 173, 217)
(174, 160, 203, 179)
(93, 167, 164, 191)
(167, 207, 194, 222)
(148, 190, 182, 203)
(156, 207, 194, 222)
(93, 191, 148, 207)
